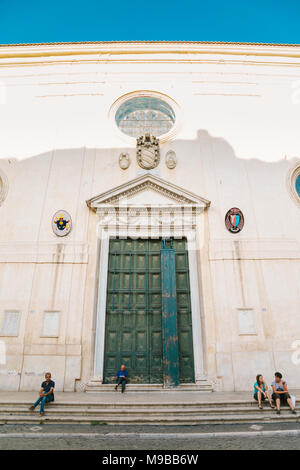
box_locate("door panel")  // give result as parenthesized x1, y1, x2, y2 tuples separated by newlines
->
(103, 238, 195, 384)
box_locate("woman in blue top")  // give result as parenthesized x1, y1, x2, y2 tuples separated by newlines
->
(253, 374, 274, 409)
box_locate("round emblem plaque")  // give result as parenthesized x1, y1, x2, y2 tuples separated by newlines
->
(119, 152, 130, 170)
(225, 207, 244, 233)
(165, 150, 177, 169)
(52, 210, 72, 237)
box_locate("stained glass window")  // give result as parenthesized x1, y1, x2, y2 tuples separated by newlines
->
(296, 174, 300, 198)
(115, 96, 176, 138)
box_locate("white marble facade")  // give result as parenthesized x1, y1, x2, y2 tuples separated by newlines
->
(0, 41, 299, 392)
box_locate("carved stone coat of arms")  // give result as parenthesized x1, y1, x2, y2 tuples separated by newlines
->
(136, 133, 160, 170)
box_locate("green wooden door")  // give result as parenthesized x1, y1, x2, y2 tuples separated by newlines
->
(174, 238, 195, 383)
(103, 237, 195, 384)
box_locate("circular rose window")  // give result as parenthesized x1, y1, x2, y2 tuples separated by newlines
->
(296, 173, 300, 198)
(288, 163, 300, 207)
(115, 96, 176, 138)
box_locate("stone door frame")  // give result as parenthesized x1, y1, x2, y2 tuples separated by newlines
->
(86, 173, 211, 385)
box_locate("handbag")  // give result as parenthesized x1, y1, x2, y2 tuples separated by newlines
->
(290, 395, 296, 408)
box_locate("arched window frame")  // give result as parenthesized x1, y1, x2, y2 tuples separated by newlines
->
(110, 91, 181, 144)
(287, 161, 300, 208)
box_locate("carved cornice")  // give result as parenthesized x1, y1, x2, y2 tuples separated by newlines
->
(88, 175, 208, 234)
(87, 173, 210, 210)
(103, 181, 192, 205)
(1, 42, 300, 67)
(2, 41, 300, 48)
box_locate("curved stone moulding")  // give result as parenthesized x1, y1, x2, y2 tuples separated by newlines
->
(287, 160, 300, 208)
(0, 169, 9, 206)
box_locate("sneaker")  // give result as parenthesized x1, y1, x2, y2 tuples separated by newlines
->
(291, 409, 297, 415)
(114, 385, 118, 391)
(29, 405, 35, 411)
(276, 410, 281, 415)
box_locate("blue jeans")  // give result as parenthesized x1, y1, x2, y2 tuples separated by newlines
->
(117, 377, 127, 392)
(33, 394, 50, 413)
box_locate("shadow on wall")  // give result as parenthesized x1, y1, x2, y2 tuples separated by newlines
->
(0, 129, 299, 392)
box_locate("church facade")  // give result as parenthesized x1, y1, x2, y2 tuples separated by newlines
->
(0, 41, 299, 392)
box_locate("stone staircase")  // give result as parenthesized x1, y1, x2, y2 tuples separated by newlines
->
(0, 396, 299, 425)
(85, 380, 213, 393)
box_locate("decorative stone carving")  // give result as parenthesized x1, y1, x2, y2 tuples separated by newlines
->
(103, 181, 192, 205)
(86, 173, 211, 209)
(118, 152, 130, 170)
(165, 150, 177, 169)
(136, 133, 160, 169)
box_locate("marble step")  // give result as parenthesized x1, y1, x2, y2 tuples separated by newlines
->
(85, 382, 213, 393)
(0, 400, 298, 409)
(0, 412, 299, 425)
(0, 405, 299, 416)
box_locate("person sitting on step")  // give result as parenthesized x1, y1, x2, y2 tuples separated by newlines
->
(253, 374, 274, 409)
(115, 364, 129, 393)
(29, 372, 55, 417)
(271, 372, 296, 415)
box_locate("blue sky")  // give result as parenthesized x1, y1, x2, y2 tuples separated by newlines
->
(1, 0, 300, 44)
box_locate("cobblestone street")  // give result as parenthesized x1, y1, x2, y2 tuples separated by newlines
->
(1, 423, 300, 450)
(2, 435, 300, 450)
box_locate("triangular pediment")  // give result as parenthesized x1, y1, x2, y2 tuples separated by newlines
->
(86, 173, 210, 210)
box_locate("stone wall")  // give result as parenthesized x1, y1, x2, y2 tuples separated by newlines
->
(0, 42, 299, 391)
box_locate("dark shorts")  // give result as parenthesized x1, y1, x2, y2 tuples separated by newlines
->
(272, 392, 290, 404)
(254, 393, 266, 401)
